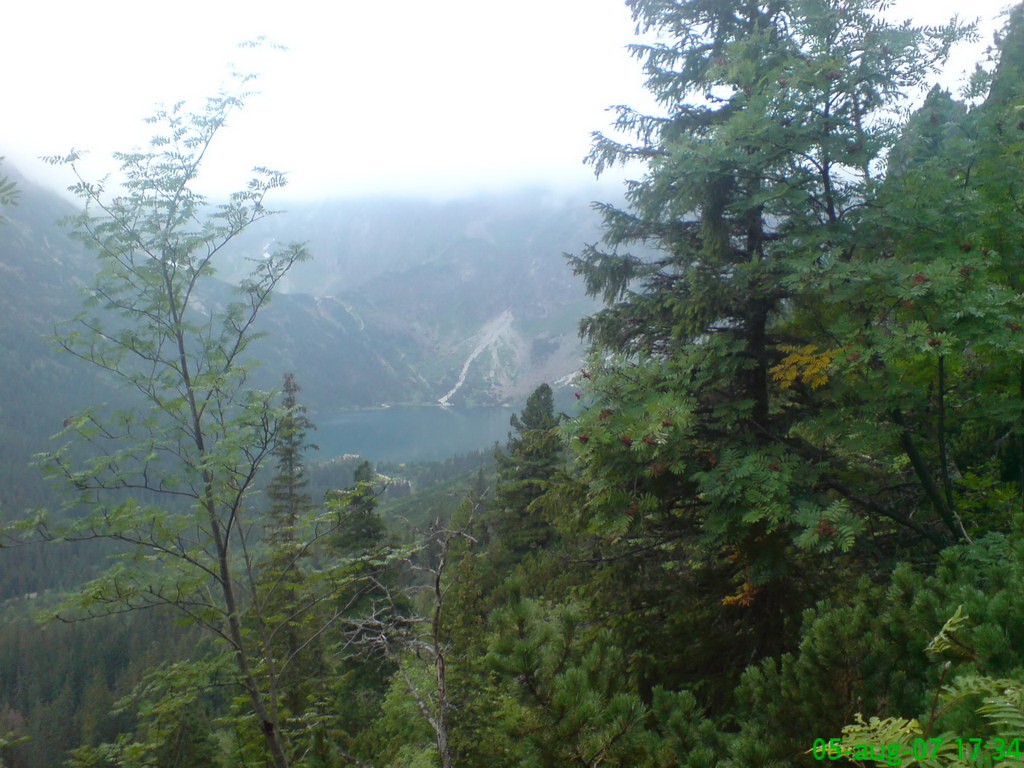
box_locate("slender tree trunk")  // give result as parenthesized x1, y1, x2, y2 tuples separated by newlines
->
(892, 409, 970, 544)
(432, 543, 453, 768)
(211, 504, 290, 768)
(169, 282, 290, 768)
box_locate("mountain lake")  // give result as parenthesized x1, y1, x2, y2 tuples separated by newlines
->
(312, 405, 517, 462)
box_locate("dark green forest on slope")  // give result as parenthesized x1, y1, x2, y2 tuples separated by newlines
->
(7, 0, 1024, 766)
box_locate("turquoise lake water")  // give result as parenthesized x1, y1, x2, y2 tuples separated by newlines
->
(311, 405, 516, 462)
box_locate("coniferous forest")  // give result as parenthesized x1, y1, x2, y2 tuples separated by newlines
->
(6, 0, 1024, 766)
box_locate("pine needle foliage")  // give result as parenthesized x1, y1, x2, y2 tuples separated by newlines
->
(830, 603, 1024, 768)
(266, 373, 317, 551)
(488, 383, 563, 561)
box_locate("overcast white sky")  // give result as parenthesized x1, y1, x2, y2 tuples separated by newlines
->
(5, 0, 1017, 201)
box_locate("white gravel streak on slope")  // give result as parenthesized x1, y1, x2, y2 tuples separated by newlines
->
(438, 309, 514, 406)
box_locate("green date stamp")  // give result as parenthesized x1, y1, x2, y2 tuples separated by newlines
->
(811, 736, 1024, 765)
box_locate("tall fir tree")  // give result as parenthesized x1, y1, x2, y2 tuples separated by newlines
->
(329, 460, 386, 555)
(267, 373, 316, 551)
(261, 373, 319, 722)
(488, 383, 562, 559)
(566, 0, 968, 700)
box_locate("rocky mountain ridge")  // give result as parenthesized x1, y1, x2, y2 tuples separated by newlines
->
(216, 188, 604, 408)
(0, 164, 604, 507)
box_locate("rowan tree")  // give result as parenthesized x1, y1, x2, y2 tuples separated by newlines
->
(30, 68, 341, 768)
(566, 0, 971, 700)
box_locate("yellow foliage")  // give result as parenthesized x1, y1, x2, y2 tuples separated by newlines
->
(770, 345, 842, 390)
(722, 580, 760, 607)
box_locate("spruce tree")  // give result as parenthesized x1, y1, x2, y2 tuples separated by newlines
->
(571, 0, 967, 544)
(28, 65, 353, 768)
(261, 373, 319, 721)
(489, 383, 561, 558)
(266, 373, 316, 551)
(566, 0, 969, 699)
(329, 460, 386, 554)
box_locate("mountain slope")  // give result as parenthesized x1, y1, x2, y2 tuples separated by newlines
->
(0, 167, 602, 512)
(218, 188, 603, 406)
